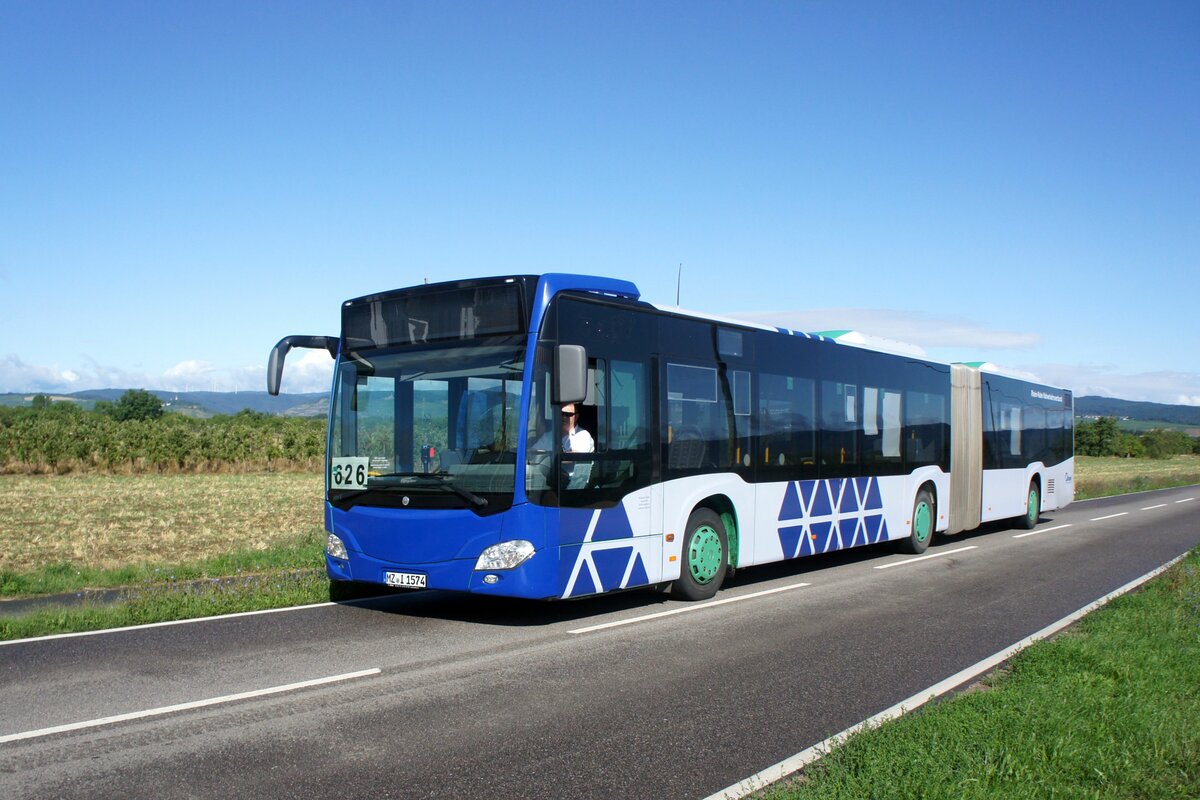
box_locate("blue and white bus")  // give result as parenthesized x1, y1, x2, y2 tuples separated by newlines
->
(267, 273, 1074, 601)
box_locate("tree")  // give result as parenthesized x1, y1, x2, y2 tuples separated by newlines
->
(1115, 433, 1145, 459)
(111, 389, 164, 422)
(1075, 417, 1122, 457)
(1141, 428, 1193, 459)
(30, 394, 51, 410)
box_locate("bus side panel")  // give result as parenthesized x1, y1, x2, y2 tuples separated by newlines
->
(1041, 456, 1075, 512)
(981, 467, 1035, 522)
(557, 488, 663, 599)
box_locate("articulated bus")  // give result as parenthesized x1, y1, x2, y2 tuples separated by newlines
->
(267, 274, 1074, 602)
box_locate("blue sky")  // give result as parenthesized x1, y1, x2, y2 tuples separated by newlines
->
(2, 1, 1197, 403)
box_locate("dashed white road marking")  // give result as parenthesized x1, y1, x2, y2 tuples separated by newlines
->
(0, 668, 381, 744)
(568, 582, 811, 635)
(1013, 523, 1072, 539)
(872, 546, 977, 570)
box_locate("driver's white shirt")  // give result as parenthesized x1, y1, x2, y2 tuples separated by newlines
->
(563, 426, 594, 453)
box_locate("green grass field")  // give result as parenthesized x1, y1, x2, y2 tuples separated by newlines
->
(1075, 454, 1200, 500)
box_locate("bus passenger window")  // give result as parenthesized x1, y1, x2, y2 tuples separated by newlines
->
(757, 373, 816, 476)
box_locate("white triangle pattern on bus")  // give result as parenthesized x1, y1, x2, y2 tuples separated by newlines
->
(776, 477, 889, 559)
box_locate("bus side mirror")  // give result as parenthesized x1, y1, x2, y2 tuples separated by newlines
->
(554, 344, 588, 405)
(267, 335, 338, 396)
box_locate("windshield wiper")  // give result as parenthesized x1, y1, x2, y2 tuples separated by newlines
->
(350, 472, 489, 508)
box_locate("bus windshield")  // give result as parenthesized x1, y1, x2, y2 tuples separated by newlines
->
(328, 338, 526, 514)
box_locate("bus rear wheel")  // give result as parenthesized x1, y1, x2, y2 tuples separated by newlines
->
(896, 488, 935, 555)
(671, 509, 728, 601)
(1018, 482, 1040, 530)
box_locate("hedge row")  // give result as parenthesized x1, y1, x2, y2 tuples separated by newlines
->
(0, 409, 326, 474)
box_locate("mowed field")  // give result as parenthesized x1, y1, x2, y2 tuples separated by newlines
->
(0, 473, 324, 574)
(1, 457, 1198, 580)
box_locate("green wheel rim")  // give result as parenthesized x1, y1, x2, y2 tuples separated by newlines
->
(914, 501, 932, 543)
(1028, 489, 1039, 524)
(688, 525, 723, 585)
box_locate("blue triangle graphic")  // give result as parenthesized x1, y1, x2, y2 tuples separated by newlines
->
(811, 521, 833, 553)
(838, 518, 857, 550)
(591, 547, 634, 591)
(864, 478, 883, 510)
(592, 506, 635, 541)
(799, 526, 815, 557)
(570, 560, 597, 597)
(625, 553, 649, 588)
(810, 481, 833, 517)
(779, 524, 806, 559)
(779, 482, 804, 522)
(800, 480, 817, 514)
(840, 483, 860, 513)
(849, 518, 865, 547)
(864, 514, 884, 543)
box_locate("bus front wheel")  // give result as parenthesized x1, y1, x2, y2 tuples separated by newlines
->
(896, 488, 935, 555)
(671, 509, 728, 601)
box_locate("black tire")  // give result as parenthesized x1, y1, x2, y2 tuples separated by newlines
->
(670, 509, 728, 601)
(1018, 482, 1040, 530)
(895, 488, 935, 555)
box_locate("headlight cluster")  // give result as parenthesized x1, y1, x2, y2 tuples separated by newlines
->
(474, 540, 535, 571)
(326, 533, 349, 560)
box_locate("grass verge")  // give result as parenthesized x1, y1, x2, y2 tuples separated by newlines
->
(0, 569, 331, 641)
(763, 548, 1200, 799)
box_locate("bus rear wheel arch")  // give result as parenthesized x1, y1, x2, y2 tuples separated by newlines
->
(671, 507, 729, 601)
(896, 484, 936, 555)
(1018, 478, 1041, 530)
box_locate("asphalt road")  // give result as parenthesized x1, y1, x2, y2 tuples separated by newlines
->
(2, 486, 1198, 799)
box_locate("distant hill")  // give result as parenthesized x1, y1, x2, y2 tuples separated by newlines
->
(1074, 396, 1200, 427)
(0, 390, 328, 418)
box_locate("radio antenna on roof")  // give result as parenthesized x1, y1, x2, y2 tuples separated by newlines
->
(676, 263, 682, 306)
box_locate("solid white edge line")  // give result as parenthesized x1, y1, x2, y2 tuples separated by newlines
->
(1141, 504, 1168, 511)
(1090, 512, 1130, 521)
(872, 546, 976, 570)
(701, 552, 1190, 800)
(0, 668, 381, 745)
(1013, 523, 1072, 539)
(0, 601, 338, 648)
(568, 582, 812, 635)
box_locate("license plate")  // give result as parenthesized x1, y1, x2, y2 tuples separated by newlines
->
(384, 571, 427, 589)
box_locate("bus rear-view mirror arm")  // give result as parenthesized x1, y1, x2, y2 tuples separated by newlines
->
(554, 344, 588, 405)
(267, 335, 339, 396)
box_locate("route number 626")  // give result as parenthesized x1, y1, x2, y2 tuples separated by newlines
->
(331, 457, 370, 490)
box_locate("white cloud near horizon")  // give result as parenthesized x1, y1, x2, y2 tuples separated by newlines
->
(0, 351, 335, 396)
(730, 309, 1042, 350)
(1024, 364, 1200, 407)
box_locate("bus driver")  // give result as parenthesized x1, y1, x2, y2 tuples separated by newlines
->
(559, 403, 594, 454)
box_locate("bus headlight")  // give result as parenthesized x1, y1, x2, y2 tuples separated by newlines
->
(475, 540, 535, 571)
(326, 533, 349, 560)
